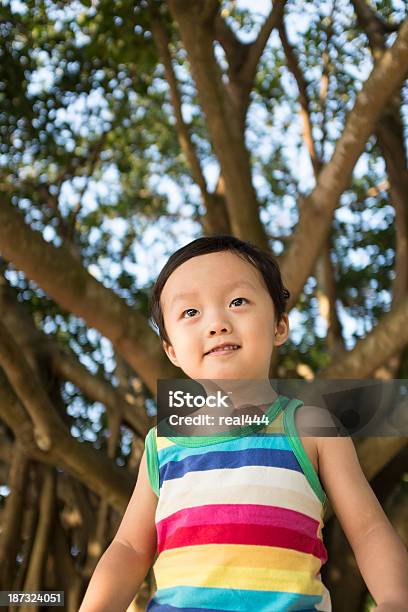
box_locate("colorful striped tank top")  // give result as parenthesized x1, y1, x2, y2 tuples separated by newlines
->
(144, 394, 331, 611)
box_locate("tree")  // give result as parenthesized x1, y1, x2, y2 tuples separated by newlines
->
(0, 0, 407, 609)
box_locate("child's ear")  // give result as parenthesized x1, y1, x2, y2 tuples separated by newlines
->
(162, 340, 180, 367)
(274, 313, 289, 346)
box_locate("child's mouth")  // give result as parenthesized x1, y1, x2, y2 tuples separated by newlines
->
(205, 345, 241, 356)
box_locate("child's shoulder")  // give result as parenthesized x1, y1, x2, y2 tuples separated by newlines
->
(293, 403, 343, 475)
(294, 402, 342, 437)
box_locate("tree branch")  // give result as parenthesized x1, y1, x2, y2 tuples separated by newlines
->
(0, 442, 29, 589)
(351, 0, 408, 311)
(0, 320, 57, 450)
(49, 343, 154, 437)
(352, 0, 401, 51)
(215, 1, 286, 122)
(0, 369, 133, 512)
(166, 0, 270, 249)
(0, 273, 153, 437)
(241, 0, 286, 91)
(202, 0, 220, 22)
(280, 16, 408, 308)
(149, 4, 232, 234)
(319, 295, 408, 378)
(150, 5, 208, 195)
(278, 15, 322, 175)
(0, 199, 177, 393)
(53, 516, 82, 612)
(277, 7, 345, 359)
(22, 467, 55, 596)
(214, 12, 248, 72)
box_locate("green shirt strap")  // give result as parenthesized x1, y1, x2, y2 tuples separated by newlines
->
(282, 399, 328, 509)
(145, 426, 159, 498)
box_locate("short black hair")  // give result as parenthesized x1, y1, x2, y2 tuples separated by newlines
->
(148, 234, 290, 346)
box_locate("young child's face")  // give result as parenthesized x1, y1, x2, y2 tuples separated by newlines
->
(160, 251, 289, 380)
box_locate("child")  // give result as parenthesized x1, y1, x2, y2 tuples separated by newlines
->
(80, 235, 408, 611)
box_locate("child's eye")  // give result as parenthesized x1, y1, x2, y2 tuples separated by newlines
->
(181, 298, 247, 318)
(182, 308, 199, 319)
(230, 297, 248, 307)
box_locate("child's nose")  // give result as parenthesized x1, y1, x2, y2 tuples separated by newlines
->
(207, 320, 233, 336)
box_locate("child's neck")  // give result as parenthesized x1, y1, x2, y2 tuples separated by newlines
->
(198, 378, 278, 411)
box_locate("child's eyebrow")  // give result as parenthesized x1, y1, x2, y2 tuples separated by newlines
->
(169, 280, 257, 309)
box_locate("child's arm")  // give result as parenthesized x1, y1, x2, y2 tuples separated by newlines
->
(79, 447, 158, 612)
(318, 430, 408, 610)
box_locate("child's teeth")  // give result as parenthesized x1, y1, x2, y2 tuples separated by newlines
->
(214, 346, 237, 352)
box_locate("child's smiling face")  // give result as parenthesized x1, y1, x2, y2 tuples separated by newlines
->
(160, 251, 289, 380)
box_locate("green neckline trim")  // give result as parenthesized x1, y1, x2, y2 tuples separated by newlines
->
(145, 427, 159, 497)
(160, 394, 286, 447)
(282, 400, 327, 507)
